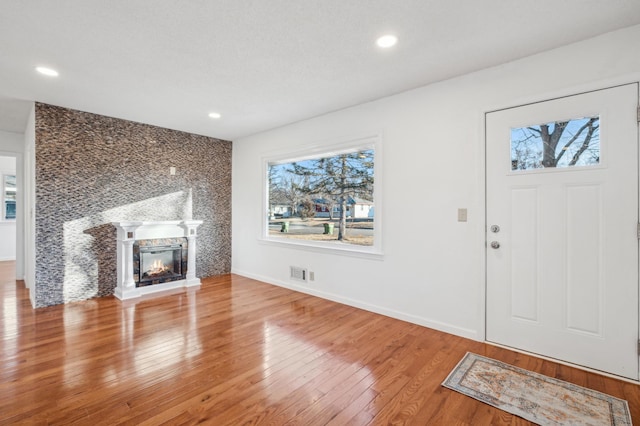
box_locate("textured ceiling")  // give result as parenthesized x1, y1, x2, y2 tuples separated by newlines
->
(1, 1, 639, 140)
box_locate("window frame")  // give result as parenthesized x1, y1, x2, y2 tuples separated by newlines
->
(2, 173, 16, 222)
(261, 134, 383, 259)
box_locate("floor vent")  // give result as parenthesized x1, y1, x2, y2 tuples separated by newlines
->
(290, 266, 307, 282)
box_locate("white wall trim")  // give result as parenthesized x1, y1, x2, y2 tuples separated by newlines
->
(484, 73, 640, 116)
(24, 104, 35, 307)
(232, 268, 480, 341)
(476, 108, 488, 342)
(257, 238, 384, 260)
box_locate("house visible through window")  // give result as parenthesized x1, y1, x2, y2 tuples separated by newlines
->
(4, 174, 16, 220)
(265, 139, 378, 252)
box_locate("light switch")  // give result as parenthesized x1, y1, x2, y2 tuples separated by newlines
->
(170, 166, 176, 175)
(458, 208, 467, 222)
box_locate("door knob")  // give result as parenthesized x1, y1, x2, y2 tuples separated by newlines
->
(490, 225, 500, 233)
(490, 241, 500, 249)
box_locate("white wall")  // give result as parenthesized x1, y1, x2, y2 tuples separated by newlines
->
(0, 130, 24, 152)
(232, 25, 640, 340)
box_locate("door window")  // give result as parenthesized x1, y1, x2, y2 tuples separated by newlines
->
(510, 116, 600, 171)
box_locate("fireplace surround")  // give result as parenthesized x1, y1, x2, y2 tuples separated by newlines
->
(112, 220, 202, 300)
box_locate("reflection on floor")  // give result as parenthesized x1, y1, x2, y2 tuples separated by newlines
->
(0, 261, 638, 424)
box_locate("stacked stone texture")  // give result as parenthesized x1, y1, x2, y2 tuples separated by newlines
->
(35, 103, 232, 307)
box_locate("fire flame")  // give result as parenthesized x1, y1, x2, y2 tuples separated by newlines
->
(148, 259, 169, 275)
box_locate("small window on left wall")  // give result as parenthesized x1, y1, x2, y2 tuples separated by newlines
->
(3, 174, 16, 220)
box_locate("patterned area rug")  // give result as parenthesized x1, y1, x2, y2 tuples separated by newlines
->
(442, 353, 632, 425)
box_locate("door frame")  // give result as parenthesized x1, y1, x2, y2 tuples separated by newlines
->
(0, 150, 23, 278)
(479, 77, 640, 380)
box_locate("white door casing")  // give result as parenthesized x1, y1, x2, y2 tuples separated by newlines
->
(486, 84, 639, 380)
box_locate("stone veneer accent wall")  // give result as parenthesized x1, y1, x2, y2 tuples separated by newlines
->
(35, 103, 232, 307)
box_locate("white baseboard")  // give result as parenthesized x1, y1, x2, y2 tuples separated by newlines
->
(231, 268, 479, 341)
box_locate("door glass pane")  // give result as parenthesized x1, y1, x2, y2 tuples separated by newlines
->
(510, 116, 600, 171)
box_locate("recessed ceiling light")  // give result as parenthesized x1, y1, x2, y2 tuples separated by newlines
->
(35, 66, 59, 77)
(376, 35, 398, 48)
(208, 112, 221, 119)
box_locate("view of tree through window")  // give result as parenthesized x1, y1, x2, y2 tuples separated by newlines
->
(268, 148, 374, 247)
(511, 116, 600, 171)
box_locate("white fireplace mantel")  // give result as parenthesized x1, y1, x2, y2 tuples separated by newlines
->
(112, 220, 203, 300)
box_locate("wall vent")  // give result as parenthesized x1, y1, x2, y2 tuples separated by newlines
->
(290, 266, 307, 282)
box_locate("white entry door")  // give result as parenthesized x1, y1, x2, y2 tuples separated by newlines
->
(486, 84, 639, 380)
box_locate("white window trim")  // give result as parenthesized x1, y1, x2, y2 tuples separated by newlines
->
(261, 134, 383, 259)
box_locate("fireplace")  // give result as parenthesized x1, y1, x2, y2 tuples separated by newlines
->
(135, 241, 186, 287)
(112, 220, 202, 300)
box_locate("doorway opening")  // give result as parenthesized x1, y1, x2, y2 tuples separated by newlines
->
(0, 155, 17, 280)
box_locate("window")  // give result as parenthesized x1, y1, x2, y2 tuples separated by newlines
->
(3, 174, 16, 220)
(264, 136, 381, 256)
(511, 116, 600, 171)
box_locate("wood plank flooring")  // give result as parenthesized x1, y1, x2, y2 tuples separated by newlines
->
(1, 260, 639, 425)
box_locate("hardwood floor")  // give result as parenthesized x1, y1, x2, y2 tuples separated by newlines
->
(1, 260, 639, 425)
